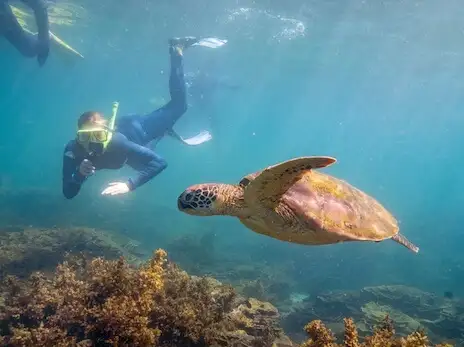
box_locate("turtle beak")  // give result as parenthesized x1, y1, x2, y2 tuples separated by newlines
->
(177, 197, 191, 210)
(177, 190, 194, 212)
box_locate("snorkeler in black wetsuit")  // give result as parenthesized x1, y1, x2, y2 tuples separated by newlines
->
(0, 0, 50, 65)
(62, 37, 226, 199)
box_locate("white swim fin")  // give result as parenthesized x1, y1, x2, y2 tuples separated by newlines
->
(168, 128, 212, 146)
(182, 130, 213, 145)
(193, 37, 228, 49)
(49, 31, 85, 60)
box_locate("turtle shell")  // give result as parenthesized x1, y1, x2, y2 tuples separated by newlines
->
(239, 169, 398, 246)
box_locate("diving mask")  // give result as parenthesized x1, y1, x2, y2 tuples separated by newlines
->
(76, 102, 119, 155)
(76, 127, 110, 143)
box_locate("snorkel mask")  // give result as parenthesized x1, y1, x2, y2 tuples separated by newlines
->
(77, 102, 119, 156)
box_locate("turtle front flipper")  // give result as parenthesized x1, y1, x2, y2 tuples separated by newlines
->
(243, 156, 336, 208)
(391, 233, 420, 253)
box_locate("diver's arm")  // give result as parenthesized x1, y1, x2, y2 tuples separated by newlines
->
(62, 147, 86, 199)
(124, 141, 168, 190)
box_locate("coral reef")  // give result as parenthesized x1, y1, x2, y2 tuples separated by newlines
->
(0, 249, 293, 347)
(0, 190, 296, 308)
(283, 285, 464, 345)
(0, 226, 145, 279)
(300, 316, 453, 347)
(165, 231, 295, 306)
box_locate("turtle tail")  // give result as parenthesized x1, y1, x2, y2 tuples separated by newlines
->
(391, 233, 419, 254)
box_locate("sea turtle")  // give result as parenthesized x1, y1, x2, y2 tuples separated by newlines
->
(177, 156, 419, 253)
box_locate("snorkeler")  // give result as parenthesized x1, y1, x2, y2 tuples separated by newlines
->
(0, 0, 50, 66)
(62, 37, 227, 199)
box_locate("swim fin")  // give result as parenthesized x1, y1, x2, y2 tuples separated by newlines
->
(192, 37, 228, 49)
(49, 31, 84, 60)
(168, 129, 212, 146)
(20, 27, 84, 63)
(182, 130, 213, 145)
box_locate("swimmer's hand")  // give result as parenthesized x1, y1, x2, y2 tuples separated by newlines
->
(79, 159, 95, 176)
(101, 182, 130, 196)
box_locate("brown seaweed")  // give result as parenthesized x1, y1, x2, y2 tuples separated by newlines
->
(301, 316, 454, 347)
(0, 249, 285, 347)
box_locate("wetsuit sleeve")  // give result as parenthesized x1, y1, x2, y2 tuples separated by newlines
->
(124, 141, 168, 190)
(62, 147, 86, 199)
(21, 0, 50, 46)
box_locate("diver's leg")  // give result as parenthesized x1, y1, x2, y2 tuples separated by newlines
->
(140, 37, 198, 142)
(1, 4, 39, 57)
(167, 37, 198, 111)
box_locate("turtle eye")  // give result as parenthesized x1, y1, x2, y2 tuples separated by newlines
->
(239, 177, 250, 187)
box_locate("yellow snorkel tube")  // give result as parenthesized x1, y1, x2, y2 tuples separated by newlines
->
(102, 101, 119, 150)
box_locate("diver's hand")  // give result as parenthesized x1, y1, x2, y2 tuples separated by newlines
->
(79, 159, 95, 176)
(101, 182, 130, 196)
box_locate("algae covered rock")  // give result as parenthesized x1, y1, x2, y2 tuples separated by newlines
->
(361, 301, 422, 332)
(227, 298, 298, 347)
(187, 277, 296, 346)
(283, 284, 464, 345)
(231, 298, 280, 334)
(0, 226, 144, 279)
(0, 249, 296, 347)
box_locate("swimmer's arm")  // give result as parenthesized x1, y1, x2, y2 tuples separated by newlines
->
(124, 141, 167, 190)
(62, 148, 87, 199)
(21, 0, 50, 43)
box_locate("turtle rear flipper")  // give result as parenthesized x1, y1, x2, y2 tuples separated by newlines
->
(243, 156, 336, 208)
(392, 233, 419, 253)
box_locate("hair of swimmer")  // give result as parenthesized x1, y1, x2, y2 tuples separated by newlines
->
(77, 111, 107, 130)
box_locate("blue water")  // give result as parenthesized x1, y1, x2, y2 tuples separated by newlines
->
(1, 0, 464, 327)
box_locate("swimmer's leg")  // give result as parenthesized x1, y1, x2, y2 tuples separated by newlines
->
(141, 37, 199, 141)
(165, 37, 199, 119)
(1, 4, 39, 57)
(141, 37, 220, 146)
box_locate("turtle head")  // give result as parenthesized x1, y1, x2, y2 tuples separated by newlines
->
(177, 183, 247, 217)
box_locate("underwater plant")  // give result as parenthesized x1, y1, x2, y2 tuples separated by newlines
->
(0, 243, 456, 347)
(301, 315, 454, 347)
(0, 249, 286, 347)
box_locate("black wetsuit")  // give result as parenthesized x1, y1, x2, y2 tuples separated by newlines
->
(62, 46, 188, 199)
(0, 0, 50, 65)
